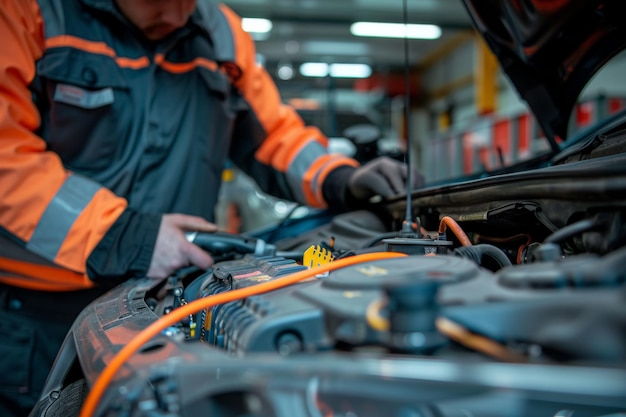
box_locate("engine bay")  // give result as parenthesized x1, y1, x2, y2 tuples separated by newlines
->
(35, 138, 625, 417)
(186, 152, 626, 366)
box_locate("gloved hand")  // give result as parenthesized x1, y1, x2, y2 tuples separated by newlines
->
(348, 156, 424, 202)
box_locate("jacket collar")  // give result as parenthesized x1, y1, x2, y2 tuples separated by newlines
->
(192, 2, 237, 64)
(76, 0, 235, 66)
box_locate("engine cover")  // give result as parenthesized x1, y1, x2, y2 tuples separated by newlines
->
(191, 251, 625, 362)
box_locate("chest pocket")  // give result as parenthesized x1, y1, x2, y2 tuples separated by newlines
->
(35, 48, 134, 174)
(195, 66, 232, 121)
(191, 67, 237, 167)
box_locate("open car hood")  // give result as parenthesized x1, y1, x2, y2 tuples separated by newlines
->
(461, 0, 626, 148)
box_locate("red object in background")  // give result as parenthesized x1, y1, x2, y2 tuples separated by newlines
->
(354, 72, 420, 98)
(462, 133, 474, 174)
(575, 101, 595, 127)
(608, 97, 625, 114)
(493, 119, 511, 166)
(462, 132, 475, 174)
(518, 113, 530, 157)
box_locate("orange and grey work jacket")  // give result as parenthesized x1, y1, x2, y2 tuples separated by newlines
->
(0, 0, 359, 292)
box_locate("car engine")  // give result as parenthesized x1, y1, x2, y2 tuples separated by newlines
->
(35, 138, 625, 417)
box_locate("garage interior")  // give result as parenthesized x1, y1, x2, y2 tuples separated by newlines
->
(9, 2, 626, 416)
(217, 0, 626, 231)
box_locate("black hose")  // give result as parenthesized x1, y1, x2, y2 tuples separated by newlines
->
(454, 244, 512, 270)
(544, 219, 596, 244)
(361, 231, 399, 248)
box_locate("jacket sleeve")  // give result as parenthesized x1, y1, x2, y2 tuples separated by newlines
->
(0, 1, 153, 290)
(219, 5, 360, 209)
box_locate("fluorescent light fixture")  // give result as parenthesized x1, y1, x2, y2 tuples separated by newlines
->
(303, 41, 370, 56)
(299, 63, 372, 79)
(350, 22, 441, 39)
(330, 63, 372, 78)
(300, 63, 329, 77)
(242, 18, 272, 34)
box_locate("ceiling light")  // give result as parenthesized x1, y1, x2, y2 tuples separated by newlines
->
(350, 22, 441, 40)
(242, 18, 273, 34)
(277, 63, 295, 80)
(330, 63, 372, 78)
(303, 41, 370, 56)
(299, 63, 372, 79)
(300, 63, 329, 78)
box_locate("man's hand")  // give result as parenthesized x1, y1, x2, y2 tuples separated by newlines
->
(147, 213, 217, 279)
(348, 156, 424, 201)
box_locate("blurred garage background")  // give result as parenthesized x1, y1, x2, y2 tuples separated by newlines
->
(215, 0, 626, 231)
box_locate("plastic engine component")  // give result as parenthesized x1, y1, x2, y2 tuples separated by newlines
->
(198, 255, 491, 355)
(194, 251, 626, 362)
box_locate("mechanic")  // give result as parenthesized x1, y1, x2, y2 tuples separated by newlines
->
(0, 1, 418, 416)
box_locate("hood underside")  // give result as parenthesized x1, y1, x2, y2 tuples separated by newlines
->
(461, 0, 626, 150)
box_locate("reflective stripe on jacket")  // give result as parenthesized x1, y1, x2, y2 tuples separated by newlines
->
(0, 0, 358, 291)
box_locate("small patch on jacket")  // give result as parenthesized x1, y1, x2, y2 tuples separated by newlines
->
(54, 84, 114, 109)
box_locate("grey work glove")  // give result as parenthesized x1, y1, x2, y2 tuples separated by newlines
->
(348, 156, 424, 201)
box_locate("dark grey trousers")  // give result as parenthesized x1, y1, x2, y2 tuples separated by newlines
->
(0, 285, 104, 417)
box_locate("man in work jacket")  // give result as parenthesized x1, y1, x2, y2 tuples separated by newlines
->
(0, 1, 416, 415)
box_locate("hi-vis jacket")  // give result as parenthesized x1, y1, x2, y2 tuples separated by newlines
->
(0, 0, 359, 292)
